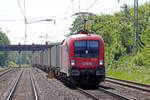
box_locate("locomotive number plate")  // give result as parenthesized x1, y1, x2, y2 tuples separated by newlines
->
(82, 62, 92, 65)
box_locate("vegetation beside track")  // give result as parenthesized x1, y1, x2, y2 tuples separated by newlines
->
(106, 54, 150, 84)
(106, 66, 150, 84)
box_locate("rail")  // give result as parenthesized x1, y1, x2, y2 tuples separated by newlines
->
(58, 77, 128, 100)
(0, 68, 13, 77)
(6, 68, 39, 100)
(106, 77, 150, 92)
(6, 69, 23, 100)
(30, 70, 38, 100)
(98, 86, 131, 100)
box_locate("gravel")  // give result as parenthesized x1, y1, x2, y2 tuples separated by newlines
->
(0, 68, 20, 100)
(32, 67, 91, 100)
(101, 81, 150, 99)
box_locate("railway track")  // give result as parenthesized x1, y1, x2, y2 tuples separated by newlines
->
(6, 68, 38, 100)
(98, 85, 132, 100)
(0, 68, 10, 73)
(76, 79, 150, 100)
(57, 77, 130, 100)
(59, 76, 150, 99)
(106, 77, 150, 92)
(77, 85, 133, 100)
(0, 68, 14, 77)
(30, 70, 38, 100)
(76, 86, 131, 100)
(34, 67, 135, 99)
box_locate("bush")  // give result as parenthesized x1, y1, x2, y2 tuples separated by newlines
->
(134, 56, 144, 66)
(8, 61, 17, 67)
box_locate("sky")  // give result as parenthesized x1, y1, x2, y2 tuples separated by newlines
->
(0, 0, 149, 44)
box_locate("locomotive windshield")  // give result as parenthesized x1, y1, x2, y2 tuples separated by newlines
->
(74, 40, 99, 57)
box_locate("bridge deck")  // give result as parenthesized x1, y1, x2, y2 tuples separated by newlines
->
(0, 45, 54, 51)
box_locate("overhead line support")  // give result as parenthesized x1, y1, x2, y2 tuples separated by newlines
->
(133, 0, 139, 53)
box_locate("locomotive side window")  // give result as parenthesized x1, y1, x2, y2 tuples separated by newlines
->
(74, 40, 99, 57)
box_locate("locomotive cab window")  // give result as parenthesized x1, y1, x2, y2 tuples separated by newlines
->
(74, 40, 99, 57)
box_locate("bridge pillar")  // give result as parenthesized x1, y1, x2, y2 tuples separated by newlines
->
(32, 43, 35, 67)
(32, 51, 34, 67)
(18, 51, 21, 67)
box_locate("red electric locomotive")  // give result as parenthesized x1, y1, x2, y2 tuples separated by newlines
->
(60, 29, 105, 86)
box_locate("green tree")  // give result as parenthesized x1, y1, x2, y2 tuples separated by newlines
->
(0, 30, 10, 66)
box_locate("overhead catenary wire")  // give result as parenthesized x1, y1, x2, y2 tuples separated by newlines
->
(19, 0, 122, 43)
(0, 19, 23, 21)
(43, 0, 78, 40)
(12, 0, 142, 44)
(86, 0, 98, 11)
(78, 0, 81, 12)
(17, 0, 26, 20)
(23, 0, 76, 43)
(17, 0, 27, 44)
(70, 0, 76, 13)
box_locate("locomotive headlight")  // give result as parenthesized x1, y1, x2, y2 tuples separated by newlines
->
(99, 59, 103, 65)
(71, 59, 75, 66)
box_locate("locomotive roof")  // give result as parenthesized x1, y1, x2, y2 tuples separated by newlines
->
(68, 33, 103, 40)
(60, 33, 104, 46)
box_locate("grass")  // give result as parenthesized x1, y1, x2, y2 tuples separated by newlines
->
(106, 66, 150, 85)
(106, 51, 150, 85)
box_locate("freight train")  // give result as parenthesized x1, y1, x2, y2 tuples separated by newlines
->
(33, 29, 105, 86)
